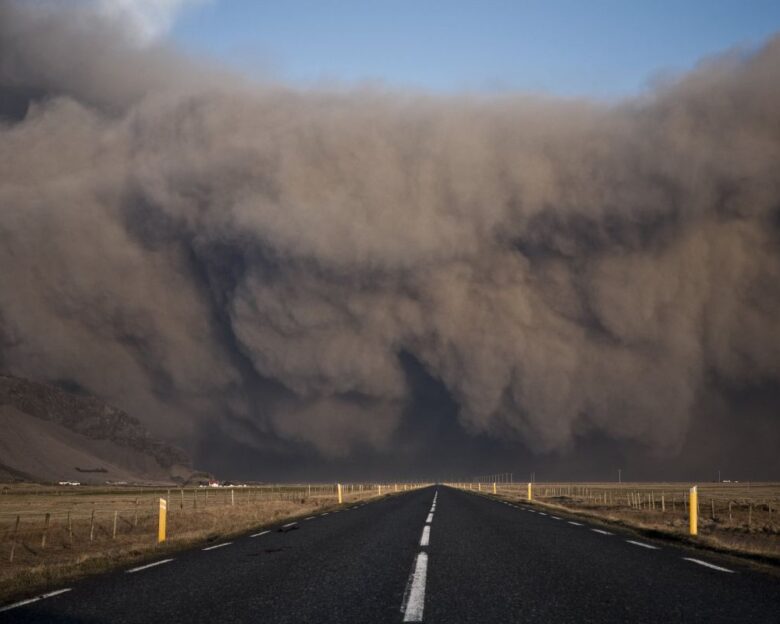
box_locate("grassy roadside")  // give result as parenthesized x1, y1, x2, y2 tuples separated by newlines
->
(461, 487, 780, 575)
(0, 488, 403, 605)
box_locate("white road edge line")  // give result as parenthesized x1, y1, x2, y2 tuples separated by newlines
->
(683, 557, 734, 573)
(568, 521, 583, 526)
(0, 589, 72, 613)
(551, 516, 561, 520)
(281, 522, 297, 528)
(426, 513, 434, 523)
(626, 540, 659, 550)
(250, 530, 270, 538)
(592, 529, 613, 535)
(202, 542, 232, 551)
(420, 525, 431, 547)
(401, 552, 428, 622)
(126, 558, 174, 573)
(304, 516, 315, 520)
(538, 512, 547, 516)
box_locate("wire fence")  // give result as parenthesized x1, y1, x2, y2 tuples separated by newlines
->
(449, 481, 780, 532)
(0, 482, 426, 564)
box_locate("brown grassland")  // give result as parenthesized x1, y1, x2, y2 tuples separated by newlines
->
(0, 482, 413, 604)
(455, 481, 780, 567)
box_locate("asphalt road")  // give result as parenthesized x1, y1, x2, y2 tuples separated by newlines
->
(2, 485, 778, 623)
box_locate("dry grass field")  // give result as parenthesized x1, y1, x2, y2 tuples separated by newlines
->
(0, 482, 412, 603)
(455, 481, 780, 563)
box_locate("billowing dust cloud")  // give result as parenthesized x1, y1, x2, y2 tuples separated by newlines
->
(1, 1, 779, 474)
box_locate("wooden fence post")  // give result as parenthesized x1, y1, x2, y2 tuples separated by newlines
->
(112, 510, 118, 539)
(9, 515, 20, 562)
(41, 512, 50, 549)
(89, 510, 95, 542)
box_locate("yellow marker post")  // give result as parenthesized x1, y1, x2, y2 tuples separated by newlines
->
(478, 483, 482, 492)
(158, 498, 167, 543)
(527, 482, 533, 501)
(689, 486, 698, 536)
(337, 483, 343, 504)
(493, 482, 497, 495)
(378, 484, 382, 495)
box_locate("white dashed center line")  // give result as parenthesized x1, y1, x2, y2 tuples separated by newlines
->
(568, 521, 583, 526)
(401, 491, 436, 621)
(683, 558, 734, 573)
(126, 558, 174, 573)
(626, 540, 659, 550)
(591, 529, 613, 535)
(281, 522, 297, 528)
(203, 542, 232, 551)
(402, 552, 428, 622)
(304, 516, 315, 520)
(551, 516, 561, 520)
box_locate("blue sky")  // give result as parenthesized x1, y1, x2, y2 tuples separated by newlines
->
(171, 1, 780, 98)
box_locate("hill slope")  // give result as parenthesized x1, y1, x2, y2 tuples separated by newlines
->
(0, 374, 192, 484)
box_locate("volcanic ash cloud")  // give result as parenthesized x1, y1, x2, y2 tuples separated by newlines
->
(1, 1, 779, 461)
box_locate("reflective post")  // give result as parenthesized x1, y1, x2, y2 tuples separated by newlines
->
(689, 486, 698, 536)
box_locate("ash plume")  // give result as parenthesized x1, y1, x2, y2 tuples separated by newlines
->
(1, 1, 779, 479)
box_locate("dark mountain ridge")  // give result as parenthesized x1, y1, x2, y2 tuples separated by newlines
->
(0, 373, 192, 483)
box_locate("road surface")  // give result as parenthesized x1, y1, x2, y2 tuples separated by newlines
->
(2, 485, 778, 622)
